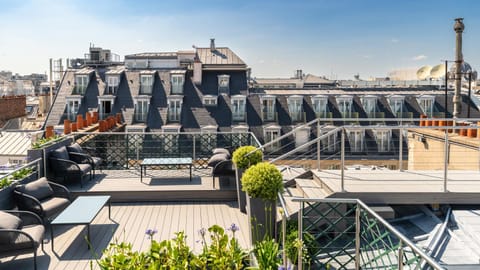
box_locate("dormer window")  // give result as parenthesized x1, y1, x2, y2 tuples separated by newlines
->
(134, 96, 150, 122)
(74, 75, 89, 95)
(140, 74, 153, 95)
(417, 95, 435, 117)
(66, 97, 81, 121)
(321, 129, 337, 153)
(168, 96, 183, 122)
(361, 95, 377, 118)
(346, 129, 365, 153)
(261, 95, 276, 121)
(287, 95, 303, 122)
(106, 75, 119, 95)
(218, 75, 230, 95)
(264, 125, 281, 151)
(336, 95, 353, 118)
(171, 72, 185, 94)
(388, 95, 405, 117)
(203, 95, 217, 106)
(312, 95, 328, 118)
(374, 129, 391, 152)
(98, 96, 115, 120)
(232, 95, 246, 121)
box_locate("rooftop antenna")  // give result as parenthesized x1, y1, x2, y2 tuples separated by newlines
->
(453, 18, 465, 118)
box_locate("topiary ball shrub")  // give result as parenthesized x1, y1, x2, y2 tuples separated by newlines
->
(232, 145, 263, 170)
(241, 162, 283, 200)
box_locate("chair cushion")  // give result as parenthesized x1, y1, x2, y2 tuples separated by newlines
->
(50, 146, 70, 160)
(75, 164, 92, 174)
(0, 211, 22, 243)
(67, 143, 84, 154)
(91, 157, 103, 167)
(207, 153, 229, 167)
(213, 148, 231, 158)
(15, 177, 54, 201)
(41, 197, 70, 218)
(11, 224, 44, 250)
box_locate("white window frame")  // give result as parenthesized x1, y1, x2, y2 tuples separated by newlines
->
(74, 75, 89, 95)
(417, 95, 435, 117)
(168, 97, 183, 122)
(231, 95, 246, 121)
(134, 97, 150, 122)
(66, 97, 81, 121)
(140, 75, 154, 95)
(322, 131, 338, 153)
(346, 129, 365, 153)
(218, 74, 230, 95)
(361, 95, 377, 118)
(171, 74, 185, 94)
(337, 95, 353, 118)
(287, 96, 303, 122)
(374, 129, 391, 152)
(98, 97, 115, 120)
(312, 95, 328, 118)
(203, 95, 217, 106)
(261, 96, 276, 121)
(388, 95, 405, 116)
(264, 126, 281, 151)
(106, 75, 119, 95)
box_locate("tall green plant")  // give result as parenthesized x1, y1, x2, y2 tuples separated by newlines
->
(232, 146, 262, 170)
(252, 238, 281, 270)
(241, 162, 283, 200)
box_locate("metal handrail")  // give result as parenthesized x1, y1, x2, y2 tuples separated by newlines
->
(277, 192, 290, 269)
(0, 158, 42, 180)
(292, 197, 445, 270)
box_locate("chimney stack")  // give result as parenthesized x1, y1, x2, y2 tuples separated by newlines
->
(210, 38, 215, 52)
(453, 18, 465, 118)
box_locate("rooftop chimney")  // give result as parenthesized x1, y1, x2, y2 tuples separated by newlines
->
(210, 38, 215, 52)
(453, 18, 465, 118)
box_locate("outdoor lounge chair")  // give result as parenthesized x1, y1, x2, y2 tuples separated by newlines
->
(67, 143, 103, 177)
(0, 210, 45, 270)
(48, 146, 92, 187)
(208, 148, 235, 189)
(14, 177, 71, 223)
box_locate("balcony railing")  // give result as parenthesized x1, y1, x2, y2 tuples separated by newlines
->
(293, 198, 444, 269)
(72, 131, 260, 169)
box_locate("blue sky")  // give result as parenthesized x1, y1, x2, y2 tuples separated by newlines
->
(0, 0, 479, 79)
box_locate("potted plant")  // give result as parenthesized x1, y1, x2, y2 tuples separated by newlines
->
(242, 162, 283, 245)
(232, 145, 262, 213)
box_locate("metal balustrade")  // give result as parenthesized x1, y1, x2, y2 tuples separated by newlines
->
(293, 198, 444, 270)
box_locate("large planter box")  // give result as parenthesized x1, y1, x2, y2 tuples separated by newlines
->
(246, 194, 277, 245)
(0, 184, 16, 210)
(235, 167, 247, 213)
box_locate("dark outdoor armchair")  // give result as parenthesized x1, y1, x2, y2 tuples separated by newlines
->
(208, 148, 235, 189)
(0, 210, 45, 270)
(14, 177, 71, 223)
(67, 143, 103, 176)
(48, 146, 92, 187)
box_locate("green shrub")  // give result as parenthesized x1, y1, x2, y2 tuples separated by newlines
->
(0, 178, 12, 189)
(241, 162, 283, 200)
(31, 135, 62, 149)
(253, 238, 281, 270)
(232, 145, 262, 170)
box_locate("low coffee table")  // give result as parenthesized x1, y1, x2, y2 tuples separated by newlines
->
(140, 157, 193, 182)
(50, 195, 111, 251)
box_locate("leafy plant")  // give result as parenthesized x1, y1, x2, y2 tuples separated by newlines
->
(241, 162, 283, 200)
(12, 167, 33, 180)
(252, 238, 281, 270)
(283, 221, 318, 267)
(232, 145, 262, 170)
(0, 177, 13, 189)
(31, 134, 62, 149)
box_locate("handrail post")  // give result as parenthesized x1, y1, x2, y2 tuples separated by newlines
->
(282, 211, 287, 268)
(298, 202, 304, 270)
(444, 130, 449, 192)
(399, 128, 403, 171)
(317, 121, 321, 170)
(192, 134, 196, 162)
(36, 159, 41, 178)
(355, 204, 361, 270)
(341, 128, 345, 192)
(398, 239, 404, 270)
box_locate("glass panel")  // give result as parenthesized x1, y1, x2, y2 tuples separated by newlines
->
(348, 130, 364, 152)
(171, 75, 184, 94)
(67, 100, 80, 121)
(313, 98, 328, 118)
(265, 129, 280, 151)
(135, 100, 148, 122)
(74, 75, 88, 95)
(168, 99, 182, 122)
(288, 98, 302, 121)
(107, 76, 119, 94)
(218, 75, 230, 95)
(140, 75, 153, 94)
(100, 100, 112, 120)
(263, 99, 275, 121)
(232, 98, 245, 121)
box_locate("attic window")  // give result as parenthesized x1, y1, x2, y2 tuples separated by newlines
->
(171, 74, 185, 94)
(203, 95, 217, 106)
(360, 95, 377, 118)
(261, 95, 276, 121)
(336, 95, 353, 118)
(346, 129, 365, 153)
(106, 75, 119, 95)
(140, 75, 153, 94)
(264, 125, 281, 151)
(66, 97, 81, 121)
(374, 129, 391, 152)
(134, 97, 150, 122)
(388, 95, 405, 117)
(287, 96, 303, 122)
(168, 97, 183, 122)
(74, 75, 89, 95)
(218, 74, 230, 95)
(231, 95, 246, 121)
(417, 95, 435, 117)
(312, 95, 328, 118)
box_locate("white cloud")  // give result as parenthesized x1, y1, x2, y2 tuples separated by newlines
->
(412, 55, 427, 61)
(391, 38, 399, 43)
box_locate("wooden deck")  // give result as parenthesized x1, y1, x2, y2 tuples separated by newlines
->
(312, 169, 480, 204)
(1, 201, 249, 270)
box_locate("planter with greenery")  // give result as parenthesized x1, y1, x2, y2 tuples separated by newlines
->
(232, 145, 262, 213)
(242, 162, 283, 245)
(0, 167, 35, 210)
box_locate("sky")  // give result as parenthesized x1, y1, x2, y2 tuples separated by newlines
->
(0, 0, 479, 80)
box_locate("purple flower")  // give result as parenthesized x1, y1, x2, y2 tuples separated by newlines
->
(198, 228, 206, 237)
(228, 223, 239, 233)
(145, 228, 158, 238)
